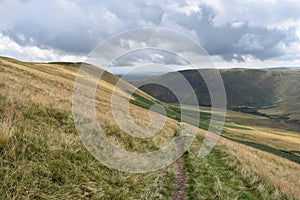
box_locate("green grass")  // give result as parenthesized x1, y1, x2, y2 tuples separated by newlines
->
(130, 92, 211, 130)
(130, 91, 298, 199)
(184, 135, 287, 200)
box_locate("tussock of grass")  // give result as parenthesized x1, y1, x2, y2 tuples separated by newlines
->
(0, 103, 21, 146)
(0, 121, 13, 145)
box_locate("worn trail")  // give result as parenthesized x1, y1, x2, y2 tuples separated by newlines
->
(171, 156, 187, 200)
(171, 130, 188, 200)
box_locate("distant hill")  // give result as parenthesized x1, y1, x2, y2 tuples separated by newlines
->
(263, 66, 300, 70)
(131, 68, 300, 110)
(116, 74, 158, 82)
(263, 67, 290, 70)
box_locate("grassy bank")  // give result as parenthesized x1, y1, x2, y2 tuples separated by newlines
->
(0, 57, 177, 199)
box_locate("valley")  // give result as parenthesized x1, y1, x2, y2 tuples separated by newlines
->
(0, 57, 299, 199)
(132, 68, 300, 128)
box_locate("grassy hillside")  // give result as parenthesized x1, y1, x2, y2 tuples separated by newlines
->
(186, 107, 300, 199)
(0, 57, 178, 199)
(133, 69, 300, 120)
(0, 57, 299, 199)
(258, 97, 300, 124)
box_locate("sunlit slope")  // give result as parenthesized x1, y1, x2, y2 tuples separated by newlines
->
(0, 57, 299, 199)
(0, 57, 178, 199)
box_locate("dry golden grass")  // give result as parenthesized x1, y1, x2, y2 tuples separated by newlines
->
(0, 57, 179, 152)
(0, 58, 156, 110)
(224, 125, 300, 154)
(1, 56, 300, 199)
(218, 137, 300, 199)
(0, 121, 13, 145)
(194, 127, 300, 199)
(0, 104, 22, 146)
(0, 57, 178, 199)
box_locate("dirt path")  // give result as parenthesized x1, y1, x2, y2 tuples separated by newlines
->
(171, 130, 188, 200)
(171, 156, 188, 200)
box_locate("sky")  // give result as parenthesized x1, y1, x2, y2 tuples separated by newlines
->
(1, 0, 300, 71)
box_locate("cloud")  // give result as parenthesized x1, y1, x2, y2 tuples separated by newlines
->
(110, 49, 188, 67)
(0, 0, 299, 64)
(0, 33, 86, 62)
(200, 0, 300, 28)
(160, 4, 297, 62)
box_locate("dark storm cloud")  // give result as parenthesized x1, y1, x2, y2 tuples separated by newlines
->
(0, 0, 300, 62)
(161, 5, 297, 62)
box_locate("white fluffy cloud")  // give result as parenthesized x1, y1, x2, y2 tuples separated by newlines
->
(197, 0, 295, 26)
(0, 33, 86, 62)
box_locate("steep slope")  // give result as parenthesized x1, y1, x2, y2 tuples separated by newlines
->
(132, 68, 300, 125)
(0, 57, 178, 199)
(133, 68, 300, 107)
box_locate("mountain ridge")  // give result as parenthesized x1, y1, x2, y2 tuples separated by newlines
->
(132, 68, 300, 107)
